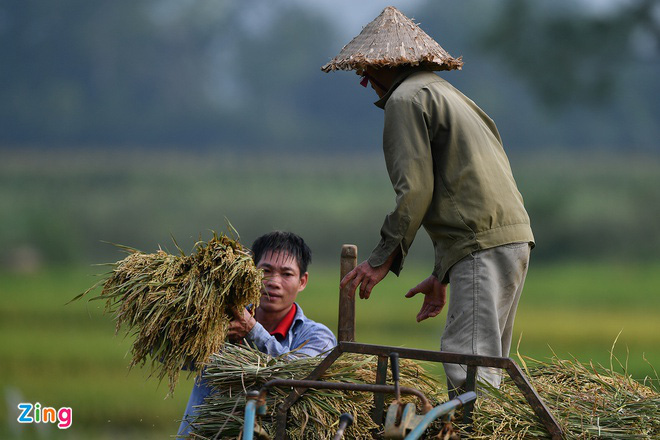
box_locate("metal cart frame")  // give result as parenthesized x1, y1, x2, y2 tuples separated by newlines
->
(269, 245, 563, 439)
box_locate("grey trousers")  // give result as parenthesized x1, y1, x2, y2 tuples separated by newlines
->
(441, 242, 531, 393)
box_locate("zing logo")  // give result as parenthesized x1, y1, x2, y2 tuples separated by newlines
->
(17, 402, 73, 429)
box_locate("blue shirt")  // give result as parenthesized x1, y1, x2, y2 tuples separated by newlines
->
(177, 303, 337, 437)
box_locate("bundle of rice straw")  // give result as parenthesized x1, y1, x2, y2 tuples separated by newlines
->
(464, 355, 659, 439)
(188, 343, 448, 440)
(74, 232, 263, 394)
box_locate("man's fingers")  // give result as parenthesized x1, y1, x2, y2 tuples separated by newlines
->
(416, 308, 428, 322)
(416, 304, 442, 322)
(405, 289, 418, 298)
(406, 278, 431, 298)
(349, 274, 363, 297)
(342, 267, 365, 296)
(358, 278, 369, 299)
(342, 261, 385, 301)
(340, 270, 356, 289)
(359, 279, 375, 300)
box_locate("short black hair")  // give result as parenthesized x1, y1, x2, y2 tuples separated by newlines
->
(251, 231, 312, 275)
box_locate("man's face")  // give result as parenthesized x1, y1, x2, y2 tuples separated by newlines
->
(256, 251, 308, 315)
(359, 66, 394, 98)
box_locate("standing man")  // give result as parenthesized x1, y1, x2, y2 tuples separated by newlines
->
(323, 7, 534, 394)
(177, 231, 337, 437)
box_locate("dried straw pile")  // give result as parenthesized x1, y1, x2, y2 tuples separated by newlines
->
(75, 233, 262, 394)
(466, 356, 659, 439)
(188, 343, 447, 440)
(190, 346, 659, 440)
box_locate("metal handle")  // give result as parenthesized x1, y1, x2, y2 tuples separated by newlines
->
(332, 413, 354, 440)
(403, 392, 477, 440)
(390, 352, 400, 402)
(338, 244, 357, 342)
(243, 392, 260, 440)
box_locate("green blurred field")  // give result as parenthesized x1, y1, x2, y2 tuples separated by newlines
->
(2, 149, 660, 266)
(1, 149, 659, 437)
(1, 262, 658, 439)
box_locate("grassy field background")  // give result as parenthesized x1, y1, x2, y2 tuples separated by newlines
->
(1, 149, 659, 438)
(1, 262, 658, 439)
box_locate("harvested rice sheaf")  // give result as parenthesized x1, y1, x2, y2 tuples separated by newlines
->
(75, 233, 263, 394)
(465, 356, 659, 439)
(188, 343, 447, 440)
(190, 345, 659, 440)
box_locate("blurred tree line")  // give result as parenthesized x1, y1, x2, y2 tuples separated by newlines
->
(1, 1, 659, 267)
(1, 0, 658, 151)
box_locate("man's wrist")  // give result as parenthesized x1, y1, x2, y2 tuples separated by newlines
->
(246, 316, 257, 333)
(383, 249, 399, 268)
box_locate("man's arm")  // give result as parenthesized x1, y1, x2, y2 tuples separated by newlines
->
(227, 308, 288, 356)
(249, 320, 336, 358)
(371, 95, 435, 271)
(228, 308, 336, 358)
(343, 94, 435, 299)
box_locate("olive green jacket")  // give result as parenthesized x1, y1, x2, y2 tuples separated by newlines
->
(367, 69, 534, 282)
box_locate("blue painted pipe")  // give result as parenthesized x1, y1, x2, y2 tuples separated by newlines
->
(243, 399, 257, 440)
(404, 391, 477, 440)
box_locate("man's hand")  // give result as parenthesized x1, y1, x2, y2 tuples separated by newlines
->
(340, 258, 392, 300)
(405, 275, 447, 322)
(227, 307, 256, 342)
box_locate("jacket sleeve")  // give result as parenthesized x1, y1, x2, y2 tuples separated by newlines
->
(368, 94, 434, 275)
(288, 322, 337, 358)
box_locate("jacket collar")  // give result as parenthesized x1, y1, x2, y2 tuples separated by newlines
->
(374, 67, 426, 109)
(269, 303, 298, 340)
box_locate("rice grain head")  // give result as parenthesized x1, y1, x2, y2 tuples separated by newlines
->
(74, 232, 263, 395)
(189, 343, 448, 440)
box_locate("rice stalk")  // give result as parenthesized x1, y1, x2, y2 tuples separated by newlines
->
(72, 232, 263, 395)
(187, 345, 659, 439)
(464, 355, 659, 439)
(187, 343, 447, 440)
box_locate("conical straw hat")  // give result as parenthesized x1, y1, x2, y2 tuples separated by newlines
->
(321, 6, 462, 73)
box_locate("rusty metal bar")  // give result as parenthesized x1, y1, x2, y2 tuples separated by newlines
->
(339, 341, 513, 368)
(270, 343, 562, 440)
(463, 365, 478, 427)
(372, 354, 388, 425)
(338, 244, 357, 342)
(261, 379, 433, 414)
(505, 361, 564, 440)
(338, 341, 563, 440)
(274, 345, 345, 440)
(270, 245, 562, 439)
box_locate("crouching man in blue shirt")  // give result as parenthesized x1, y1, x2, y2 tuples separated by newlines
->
(177, 231, 337, 437)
